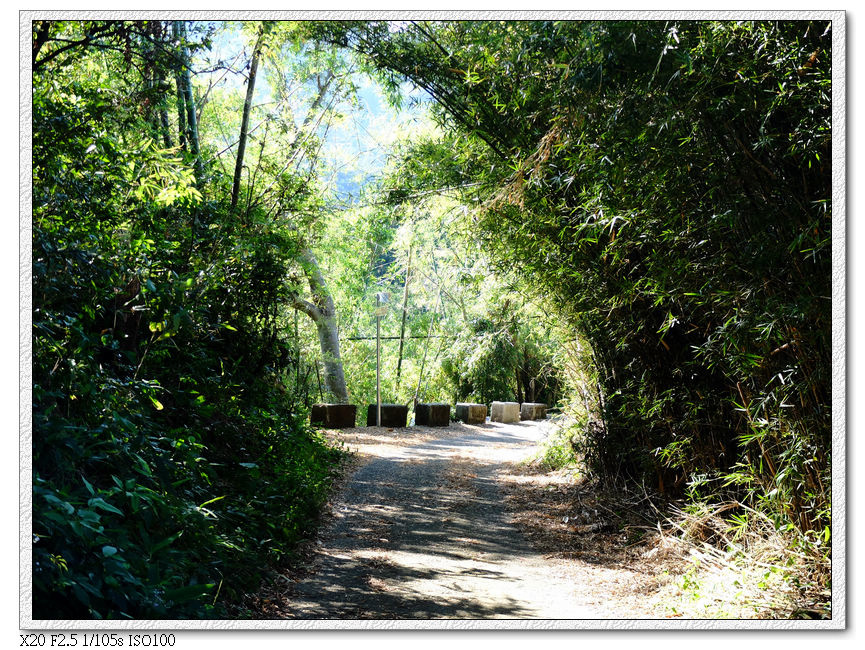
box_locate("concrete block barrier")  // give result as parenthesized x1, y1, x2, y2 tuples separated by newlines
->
(415, 403, 451, 427)
(455, 402, 487, 424)
(520, 402, 547, 421)
(310, 403, 357, 429)
(366, 404, 409, 428)
(490, 401, 520, 423)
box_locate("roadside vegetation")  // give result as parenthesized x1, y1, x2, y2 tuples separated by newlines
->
(31, 18, 832, 619)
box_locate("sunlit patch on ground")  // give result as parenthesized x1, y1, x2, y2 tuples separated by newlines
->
(245, 417, 822, 620)
(254, 420, 609, 619)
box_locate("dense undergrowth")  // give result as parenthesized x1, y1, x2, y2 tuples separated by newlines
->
(32, 22, 344, 618)
(529, 418, 830, 617)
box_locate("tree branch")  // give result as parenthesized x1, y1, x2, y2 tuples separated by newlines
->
(33, 23, 120, 70)
(290, 295, 323, 321)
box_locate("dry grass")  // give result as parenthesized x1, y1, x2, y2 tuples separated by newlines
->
(496, 460, 831, 620)
(442, 456, 479, 489)
(641, 504, 831, 619)
(496, 462, 674, 618)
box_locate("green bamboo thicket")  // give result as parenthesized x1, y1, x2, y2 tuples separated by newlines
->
(317, 20, 832, 543)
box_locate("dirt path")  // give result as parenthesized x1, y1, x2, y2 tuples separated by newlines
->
(265, 419, 655, 620)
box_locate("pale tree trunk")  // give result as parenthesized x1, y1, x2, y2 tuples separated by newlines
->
(290, 247, 349, 403)
(300, 72, 334, 133)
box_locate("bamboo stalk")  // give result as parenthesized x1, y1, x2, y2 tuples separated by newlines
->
(413, 290, 441, 407)
(395, 245, 412, 391)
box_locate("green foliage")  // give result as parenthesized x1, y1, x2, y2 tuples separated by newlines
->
(32, 18, 833, 619)
(32, 20, 342, 619)
(442, 315, 520, 405)
(441, 302, 561, 407)
(328, 20, 832, 539)
(531, 422, 583, 472)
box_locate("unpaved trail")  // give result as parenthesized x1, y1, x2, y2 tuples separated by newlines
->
(278, 419, 617, 620)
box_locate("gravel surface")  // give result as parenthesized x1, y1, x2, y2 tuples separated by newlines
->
(278, 419, 612, 620)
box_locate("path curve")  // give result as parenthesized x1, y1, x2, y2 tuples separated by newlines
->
(281, 419, 608, 620)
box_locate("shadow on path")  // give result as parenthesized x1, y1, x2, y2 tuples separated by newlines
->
(281, 421, 600, 620)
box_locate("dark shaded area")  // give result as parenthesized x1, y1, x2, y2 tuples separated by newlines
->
(366, 404, 409, 427)
(415, 403, 451, 427)
(311, 403, 357, 428)
(31, 20, 340, 619)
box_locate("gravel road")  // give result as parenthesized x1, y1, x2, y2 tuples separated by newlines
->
(281, 419, 609, 620)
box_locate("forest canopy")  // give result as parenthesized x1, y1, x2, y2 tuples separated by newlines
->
(30, 18, 833, 619)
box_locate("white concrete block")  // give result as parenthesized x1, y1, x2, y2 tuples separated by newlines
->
(491, 401, 520, 423)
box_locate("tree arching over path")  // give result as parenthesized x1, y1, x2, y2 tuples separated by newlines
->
(312, 19, 833, 534)
(29, 17, 834, 621)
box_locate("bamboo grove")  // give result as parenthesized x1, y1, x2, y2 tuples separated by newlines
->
(315, 19, 833, 542)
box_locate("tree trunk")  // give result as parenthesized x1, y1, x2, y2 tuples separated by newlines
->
(314, 314, 348, 403)
(182, 63, 200, 163)
(290, 247, 349, 402)
(159, 102, 173, 148)
(231, 23, 267, 213)
(155, 70, 173, 148)
(172, 21, 200, 168)
(174, 65, 187, 151)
